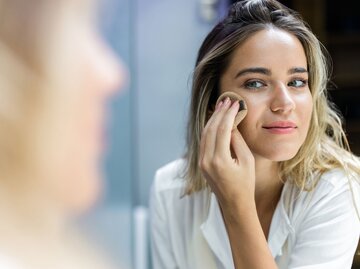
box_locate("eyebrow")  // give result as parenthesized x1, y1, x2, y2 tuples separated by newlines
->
(288, 67, 308, 74)
(234, 67, 308, 79)
(235, 67, 270, 78)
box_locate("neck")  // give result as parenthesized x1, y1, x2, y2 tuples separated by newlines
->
(253, 156, 284, 214)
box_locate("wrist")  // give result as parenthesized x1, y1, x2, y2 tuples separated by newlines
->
(218, 193, 257, 222)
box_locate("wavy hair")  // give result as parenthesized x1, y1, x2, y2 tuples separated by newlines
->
(183, 0, 360, 195)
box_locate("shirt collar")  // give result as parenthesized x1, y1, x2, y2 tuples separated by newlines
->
(200, 183, 294, 268)
(200, 192, 234, 269)
(268, 181, 295, 256)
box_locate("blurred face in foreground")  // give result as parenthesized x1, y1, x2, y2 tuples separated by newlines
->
(39, 2, 126, 214)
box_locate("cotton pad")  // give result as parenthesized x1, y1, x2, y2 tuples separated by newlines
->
(216, 92, 247, 129)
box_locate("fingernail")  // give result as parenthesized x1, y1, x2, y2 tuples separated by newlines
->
(223, 97, 230, 105)
(239, 100, 246, 111)
(216, 101, 223, 110)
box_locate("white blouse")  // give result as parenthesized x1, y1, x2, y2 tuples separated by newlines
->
(150, 159, 360, 269)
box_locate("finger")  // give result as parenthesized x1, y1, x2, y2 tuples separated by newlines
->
(199, 106, 212, 165)
(231, 128, 253, 163)
(216, 92, 247, 130)
(216, 92, 243, 108)
(214, 100, 240, 159)
(205, 98, 224, 130)
(199, 99, 224, 163)
(202, 97, 232, 160)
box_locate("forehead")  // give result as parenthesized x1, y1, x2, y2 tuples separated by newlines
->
(227, 28, 307, 73)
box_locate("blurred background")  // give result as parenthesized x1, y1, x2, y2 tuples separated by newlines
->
(86, 0, 359, 268)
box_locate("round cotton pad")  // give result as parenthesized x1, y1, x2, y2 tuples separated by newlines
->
(216, 92, 247, 130)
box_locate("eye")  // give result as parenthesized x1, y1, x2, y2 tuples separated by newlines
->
(288, 79, 308, 88)
(244, 80, 266, 89)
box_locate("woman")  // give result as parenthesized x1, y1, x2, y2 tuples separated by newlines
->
(0, 0, 124, 268)
(150, 0, 360, 268)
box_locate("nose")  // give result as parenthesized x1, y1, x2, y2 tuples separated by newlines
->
(270, 82, 296, 114)
(95, 38, 127, 96)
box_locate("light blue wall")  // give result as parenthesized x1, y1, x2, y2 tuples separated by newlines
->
(84, 0, 134, 268)
(134, 0, 214, 206)
(89, 1, 227, 268)
(101, 0, 133, 207)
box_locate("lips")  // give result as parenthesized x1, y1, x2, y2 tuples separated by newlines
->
(263, 121, 297, 128)
(262, 121, 297, 134)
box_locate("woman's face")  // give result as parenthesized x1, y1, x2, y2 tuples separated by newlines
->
(43, 6, 125, 214)
(220, 28, 312, 162)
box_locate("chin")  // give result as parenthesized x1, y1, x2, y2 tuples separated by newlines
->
(69, 191, 101, 216)
(253, 145, 300, 162)
(271, 151, 299, 162)
(269, 153, 298, 162)
(65, 173, 103, 215)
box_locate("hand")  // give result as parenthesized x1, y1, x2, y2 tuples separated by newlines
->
(199, 97, 255, 207)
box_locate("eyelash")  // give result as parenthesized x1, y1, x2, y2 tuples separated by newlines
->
(244, 80, 266, 90)
(288, 79, 308, 88)
(243, 79, 308, 90)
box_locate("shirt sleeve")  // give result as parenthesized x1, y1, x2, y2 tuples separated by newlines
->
(149, 171, 178, 269)
(288, 176, 360, 269)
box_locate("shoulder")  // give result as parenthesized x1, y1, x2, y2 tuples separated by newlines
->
(284, 168, 360, 227)
(150, 159, 188, 211)
(318, 168, 356, 187)
(311, 168, 360, 202)
(150, 159, 209, 219)
(152, 158, 187, 195)
(279, 169, 360, 269)
(287, 168, 359, 201)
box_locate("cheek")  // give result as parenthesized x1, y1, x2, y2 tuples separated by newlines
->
(236, 94, 264, 133)
(298, 93, 313, 134)
(236, 104, 261, 144)
(235, 92, 314, 161)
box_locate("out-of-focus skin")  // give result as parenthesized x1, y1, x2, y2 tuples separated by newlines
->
(34, 4, 126, 215)
(0, 1, 127, 268)
(199, 28, 312, 269)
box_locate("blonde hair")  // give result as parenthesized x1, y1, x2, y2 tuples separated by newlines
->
(184, 0, 360, 195)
